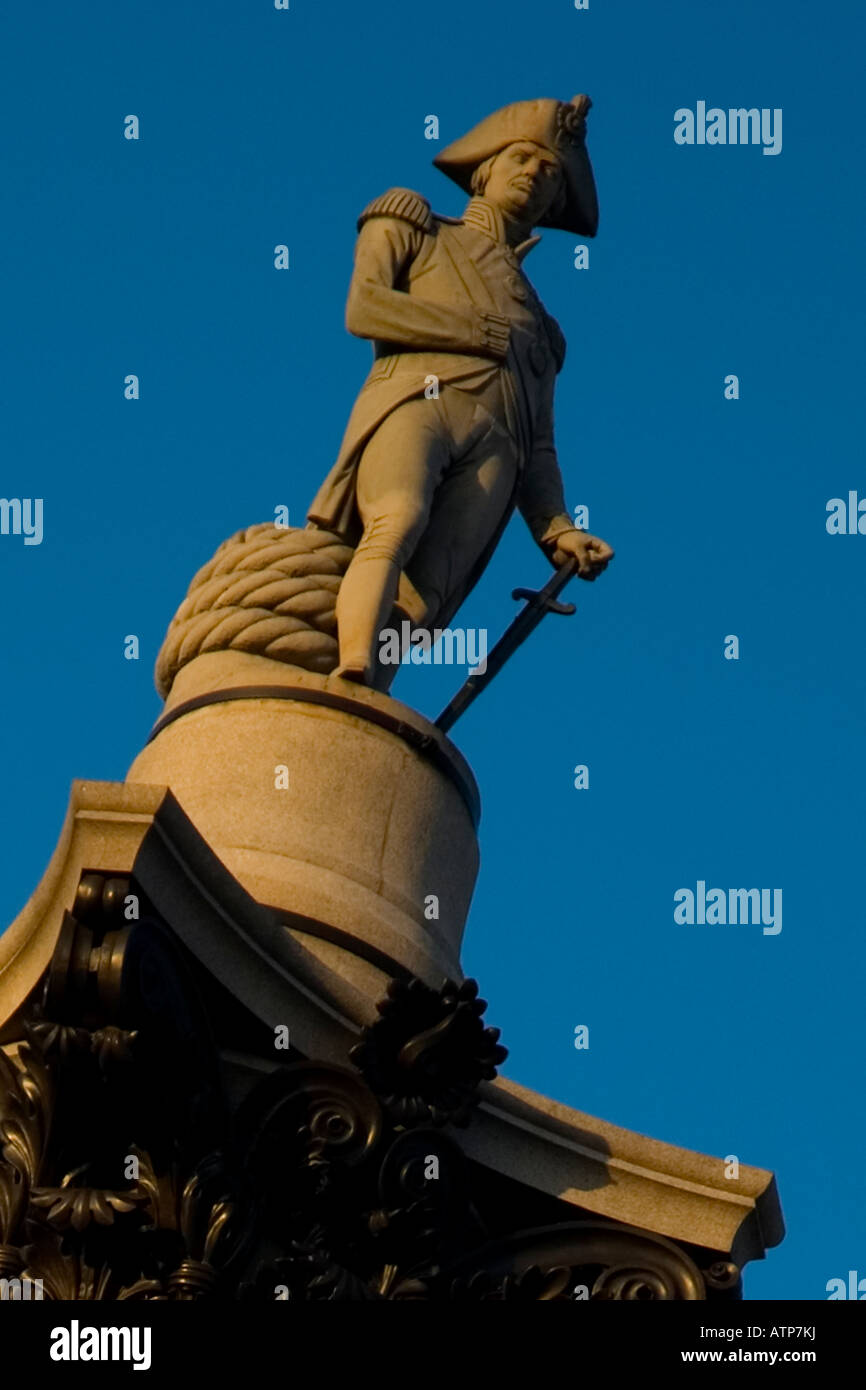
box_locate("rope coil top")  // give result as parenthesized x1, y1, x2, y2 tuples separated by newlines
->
(155, 523, 354, 699)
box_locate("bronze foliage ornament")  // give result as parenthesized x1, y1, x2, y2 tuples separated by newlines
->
(349, 975, 508, 1128)
(0, 873, 740, 1301)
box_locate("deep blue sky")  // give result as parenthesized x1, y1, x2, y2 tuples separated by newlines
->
(2, 2, 863, 1299)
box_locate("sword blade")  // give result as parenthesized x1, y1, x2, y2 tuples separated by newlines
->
(434, 558, 578, 733)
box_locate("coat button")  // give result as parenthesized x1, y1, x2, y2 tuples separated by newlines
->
(506, 273, 527, 302)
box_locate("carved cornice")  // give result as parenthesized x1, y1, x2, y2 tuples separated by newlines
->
(0, 880, 744, 1301)
(0, 781, 784, 1284)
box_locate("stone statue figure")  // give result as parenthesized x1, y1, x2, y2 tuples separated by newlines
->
(307, 95, 615, 686)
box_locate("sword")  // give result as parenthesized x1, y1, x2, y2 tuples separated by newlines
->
(434, 557, 579, 734)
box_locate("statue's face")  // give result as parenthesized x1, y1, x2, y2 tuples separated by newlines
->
(482, 141, 564, 225)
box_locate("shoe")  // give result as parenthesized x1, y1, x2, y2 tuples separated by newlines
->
(334, 660, 372, 687)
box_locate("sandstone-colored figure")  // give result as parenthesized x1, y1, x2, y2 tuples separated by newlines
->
(308, 96, 615, 686)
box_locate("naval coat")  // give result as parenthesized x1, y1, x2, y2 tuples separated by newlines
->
(307, 188, 576, 627)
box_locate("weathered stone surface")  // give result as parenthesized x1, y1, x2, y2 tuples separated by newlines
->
(128, 651, 480, 993)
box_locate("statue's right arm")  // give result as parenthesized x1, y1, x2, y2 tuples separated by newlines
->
(345, 216, 510, 359)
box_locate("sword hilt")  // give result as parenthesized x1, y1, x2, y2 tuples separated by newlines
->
(511, 587, 576, 617)
(511, 554, 579, 614)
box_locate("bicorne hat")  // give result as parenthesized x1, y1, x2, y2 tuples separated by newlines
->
(432, 95, 599, 237)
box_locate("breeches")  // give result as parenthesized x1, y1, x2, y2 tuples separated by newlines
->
(353, 384, 521, 620)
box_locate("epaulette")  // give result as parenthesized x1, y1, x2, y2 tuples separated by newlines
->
(357, 187, 434, 234)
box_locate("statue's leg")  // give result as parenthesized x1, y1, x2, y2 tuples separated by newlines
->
(405, 404, 520, 639)
(334, 396, 452, 684)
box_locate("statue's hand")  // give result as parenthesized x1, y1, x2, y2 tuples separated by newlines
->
(549, 529, 614, 581)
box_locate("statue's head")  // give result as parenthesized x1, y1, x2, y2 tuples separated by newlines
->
(470, 141, 567, 228)
(433, 96, 599, 237)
